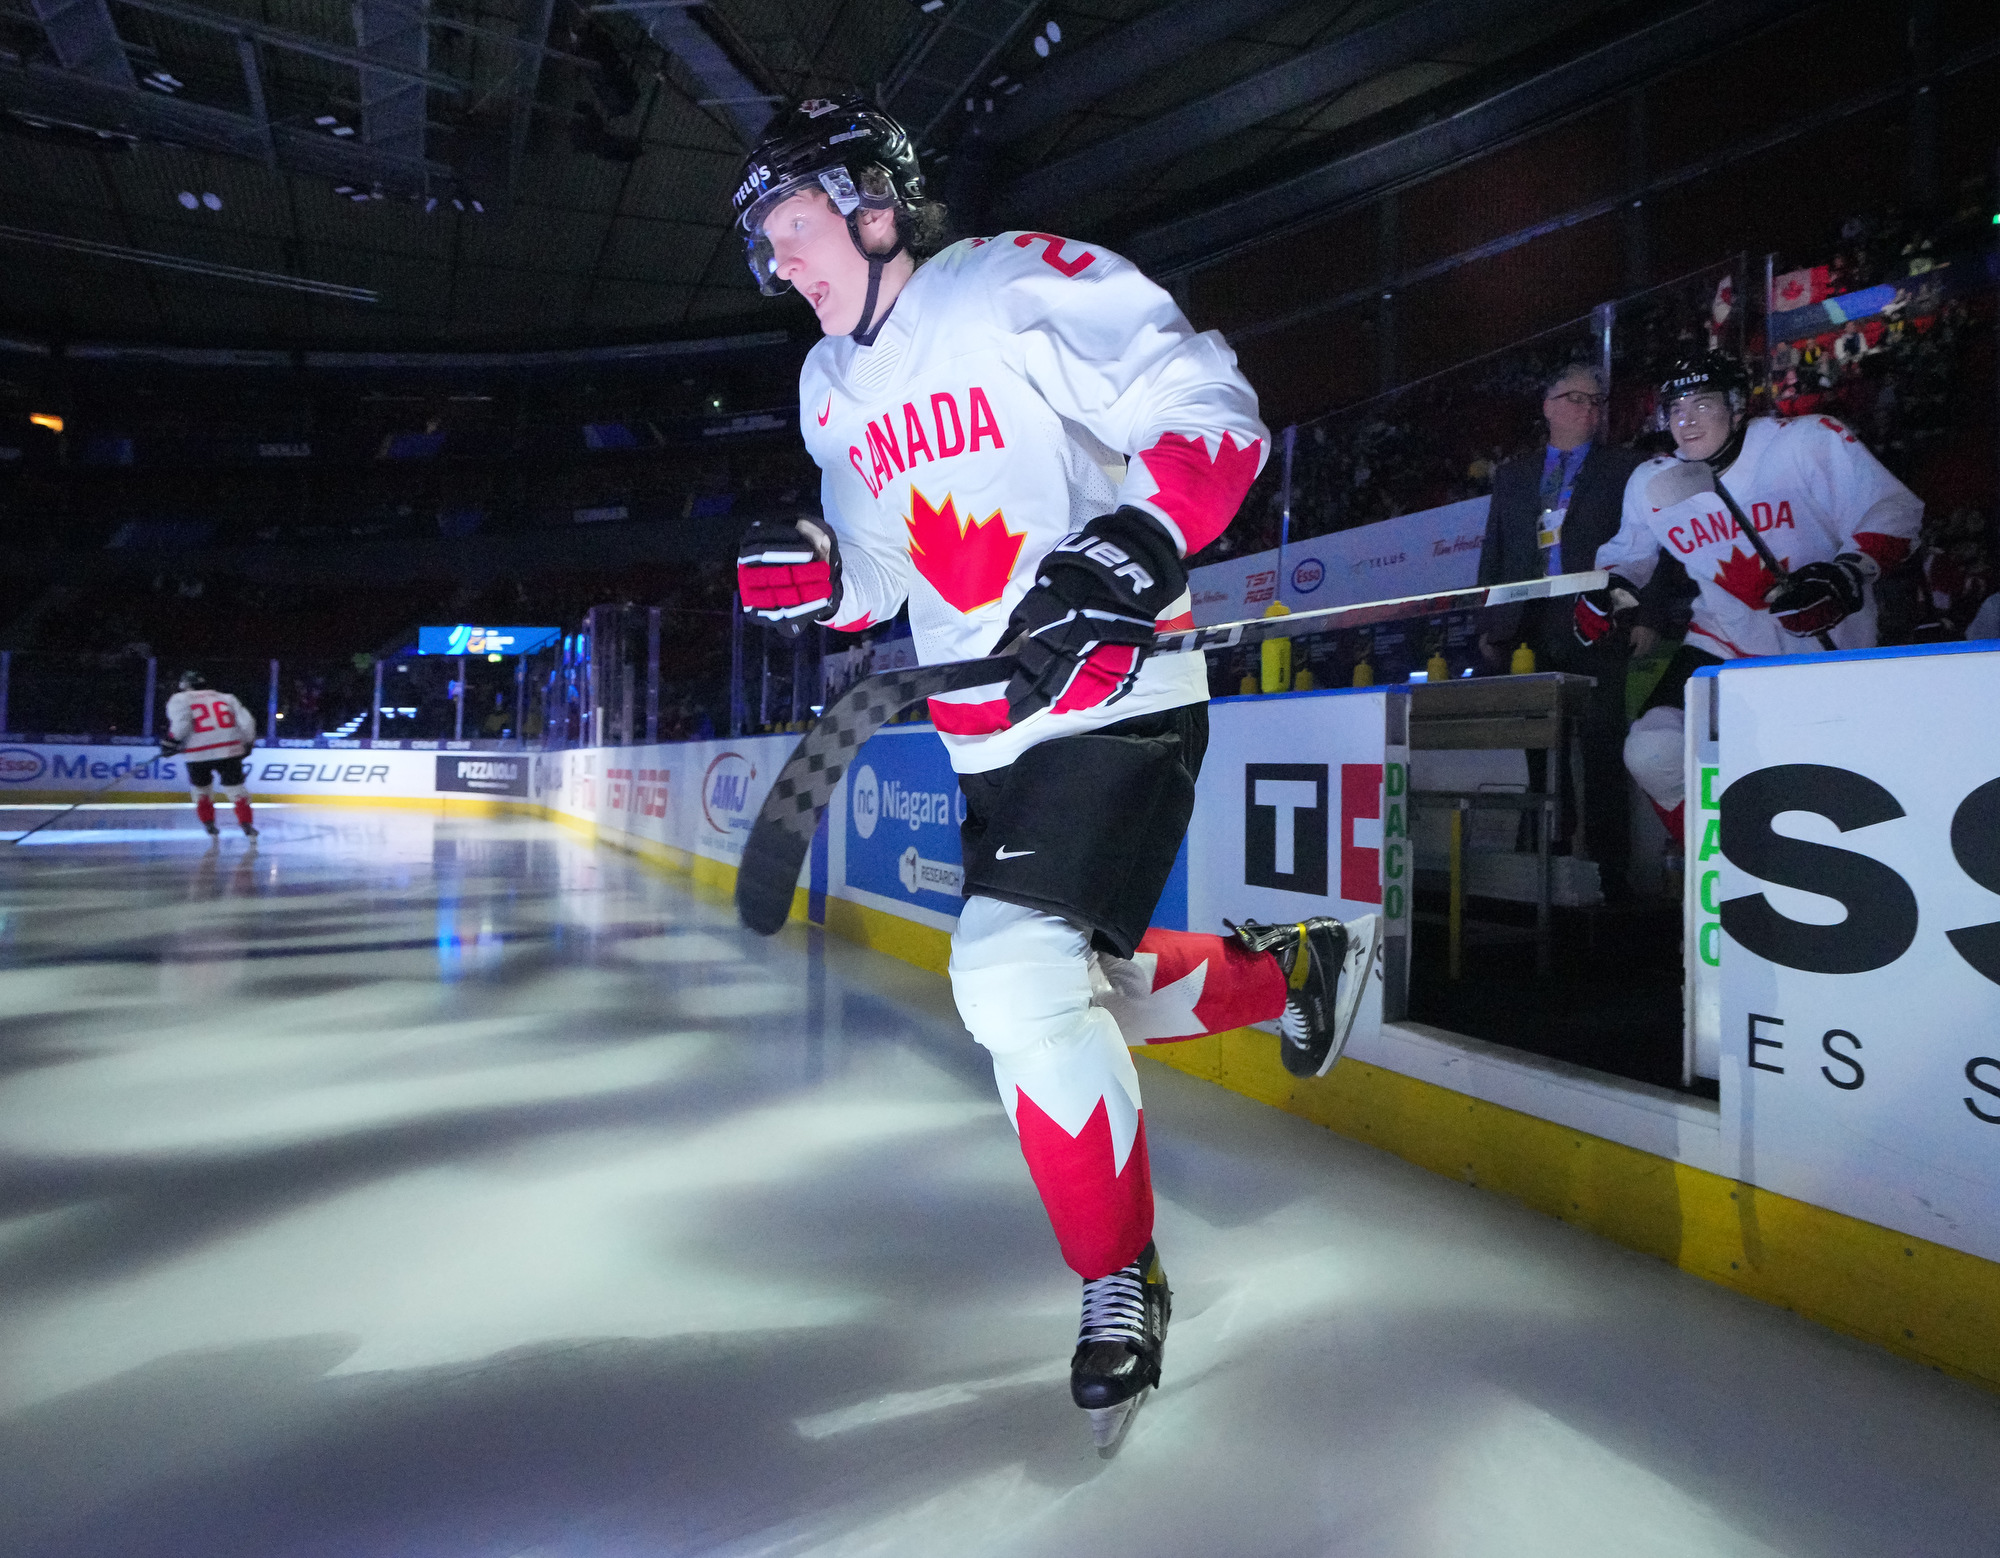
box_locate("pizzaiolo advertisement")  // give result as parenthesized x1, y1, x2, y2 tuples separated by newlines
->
(1718, 646, 2000, 1264)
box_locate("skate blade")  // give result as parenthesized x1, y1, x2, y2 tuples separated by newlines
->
(1317, 913, 1383, 1078)
(1086, 1389, 1147, 1453)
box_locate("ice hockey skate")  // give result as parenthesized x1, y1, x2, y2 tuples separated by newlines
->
(1227, 914, 1382, 1078)
(1071, 1240, 1171, 1451)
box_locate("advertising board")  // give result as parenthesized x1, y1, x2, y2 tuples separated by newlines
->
(1188, 494, 1490, 625)
(435, 754, 531, 797)
(1185, 689, 1393, 1046)
(1718, 646, 2000, 1260)
(0, 743, 443, 799)
(836, 726, 966, 929)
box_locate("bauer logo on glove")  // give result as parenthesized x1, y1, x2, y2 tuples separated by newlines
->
(1001, 506, 1186, 723)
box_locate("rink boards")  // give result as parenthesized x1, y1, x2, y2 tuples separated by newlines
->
(9, 644, 2000, 1388)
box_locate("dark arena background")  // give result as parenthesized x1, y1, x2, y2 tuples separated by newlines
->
(2, 2, 1999, 1553)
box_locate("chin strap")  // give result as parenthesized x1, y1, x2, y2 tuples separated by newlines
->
(845, 211, 905, 346)
(1700, 419, 1748, 477)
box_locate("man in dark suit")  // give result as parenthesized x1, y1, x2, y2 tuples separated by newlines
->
(1477, 363, 1654, 902)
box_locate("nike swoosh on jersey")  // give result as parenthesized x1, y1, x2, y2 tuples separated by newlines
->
(994, 845, 1035, 860)
(817, 395, 833, 427)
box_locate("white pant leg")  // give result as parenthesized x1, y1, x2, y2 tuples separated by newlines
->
(948, 896, 1142, 1162)
(1624, 704, 1685, 812)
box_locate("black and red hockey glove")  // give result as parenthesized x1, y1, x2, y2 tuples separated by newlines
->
(1002, 507, 1186, 723)
(1766, 554, 1867, 638)
(737, 517, 842, 637)
(1572, 576, 1639, 646)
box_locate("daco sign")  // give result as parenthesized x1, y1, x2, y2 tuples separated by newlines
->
(1718, 648, 2000, 1262)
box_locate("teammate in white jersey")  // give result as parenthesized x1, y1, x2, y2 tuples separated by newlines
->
(732, 98, 1378, 1446)
(1575, 352, 1921, 840)
(162, 669, 259, 838)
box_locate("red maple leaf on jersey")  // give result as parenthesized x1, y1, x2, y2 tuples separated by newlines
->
(1712, 546, 1782, 609)
(1135, 430, 1263, 553)
(905, 486, 1026, 613)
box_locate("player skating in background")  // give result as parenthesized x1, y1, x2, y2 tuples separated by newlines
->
(731, 98, 1379, 1448)
(162, 670, 259, 839)
(1576, 352, 1922, 842)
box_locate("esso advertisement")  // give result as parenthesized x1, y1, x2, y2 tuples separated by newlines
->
(1188, 493, 1490, 624)
(0, 745, 181, 791)
(842, 727, 965, 915)
(0, 747, 50, 783)
(1718, 647, 2000, 1263)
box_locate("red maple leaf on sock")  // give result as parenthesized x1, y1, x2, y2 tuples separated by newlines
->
(905, 486, 1026, 613)
(1712, 545, 1782, 610)
(1135, 430, 1263, 553)
(1016, 1092, 1153, 1279)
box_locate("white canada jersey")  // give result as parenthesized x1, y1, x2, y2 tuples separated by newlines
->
(1597, 414, 1921, 660)
(802, 231, 1268, 774)
(167, 688, 256, 761)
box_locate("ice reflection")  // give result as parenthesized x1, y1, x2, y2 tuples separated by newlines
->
(1, 806, 1997, 1557)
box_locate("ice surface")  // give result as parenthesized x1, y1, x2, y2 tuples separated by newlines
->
(1, 805, 1997, 1556)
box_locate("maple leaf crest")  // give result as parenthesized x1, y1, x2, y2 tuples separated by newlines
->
(1712, 546, 1781, 610)
(1136, 431, 1264, 553)
(905, 486, 1025, 613)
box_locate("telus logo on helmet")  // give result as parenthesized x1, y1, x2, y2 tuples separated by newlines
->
(733, 164, 773, 213)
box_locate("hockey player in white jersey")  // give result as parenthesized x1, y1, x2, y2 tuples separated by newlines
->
(1576, 352, 1921, 840)
(731, 98, 1379, 1447)
(162, 670, 259, 838)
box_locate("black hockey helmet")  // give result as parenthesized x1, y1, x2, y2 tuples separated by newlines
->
(1658, 351, 1749, 409)
(177, 669, 207, 690)
(731, 96, 927, 296)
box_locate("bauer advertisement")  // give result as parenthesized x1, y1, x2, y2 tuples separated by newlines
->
(1718, 646, 2000, 1262)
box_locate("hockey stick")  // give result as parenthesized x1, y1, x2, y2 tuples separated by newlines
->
(1652, 460, 1836, 652)
(5, 768, 137, 846)
(734, 568, 1607, 934)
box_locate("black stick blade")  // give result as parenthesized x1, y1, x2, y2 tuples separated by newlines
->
(733, 655, 1019, 934)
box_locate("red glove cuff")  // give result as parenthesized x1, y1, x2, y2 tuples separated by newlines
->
(739, 559, 832, 614)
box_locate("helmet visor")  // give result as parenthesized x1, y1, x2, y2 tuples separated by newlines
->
(737, 167, 868, 295)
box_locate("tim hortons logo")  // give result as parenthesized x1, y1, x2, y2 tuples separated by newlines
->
(906, 487, 1025, 613)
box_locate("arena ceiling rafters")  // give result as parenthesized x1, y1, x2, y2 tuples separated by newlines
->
(0, 0, 1821, 353)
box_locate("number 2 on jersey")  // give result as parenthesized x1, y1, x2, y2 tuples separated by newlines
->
(1013, 232, 1094, 278)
